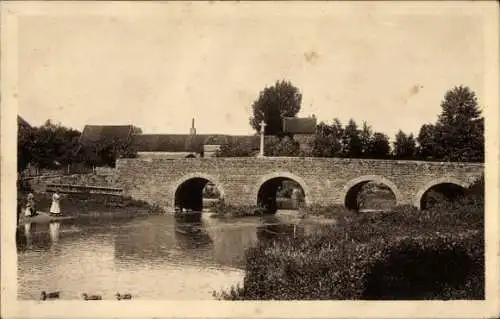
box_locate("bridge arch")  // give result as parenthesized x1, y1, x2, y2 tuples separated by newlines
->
(252, 171, 311, 212)
(171, 173, 225, 212)
(414, 177, 469, 210)
(341, 175, 402, 211)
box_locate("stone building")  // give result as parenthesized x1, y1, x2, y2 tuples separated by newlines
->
(282, 116, 317, 153)
(80, 116, 318, 160)
(130, 119, 262, 158)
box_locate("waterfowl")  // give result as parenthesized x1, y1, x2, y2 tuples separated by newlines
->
(115, 292, 132, 300)
(82, 293, 102, 300)
(40, 291, 60, 300)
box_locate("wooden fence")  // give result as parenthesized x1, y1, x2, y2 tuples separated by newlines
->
(45, 183, 123, 196)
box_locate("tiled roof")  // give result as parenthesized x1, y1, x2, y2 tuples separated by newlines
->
(79, 125, 134, 146)
(283, 117, 317, 134)
(78, 124, 276, 153)
(131, 134, 202, 152)
(132, 134, 262, 153)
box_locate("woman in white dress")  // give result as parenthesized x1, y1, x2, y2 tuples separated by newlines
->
(49, 190, 61, 216)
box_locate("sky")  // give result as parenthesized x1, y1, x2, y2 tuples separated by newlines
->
(16, 2, 486, 139)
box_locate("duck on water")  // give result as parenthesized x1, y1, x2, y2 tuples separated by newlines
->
(39, 291, 133, 300)
(116, 292, 133, 300)
(82, 293, 102, 300)
(40, 291, 60, 300)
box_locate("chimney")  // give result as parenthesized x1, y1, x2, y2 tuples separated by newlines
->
(190, 118, 197, 136)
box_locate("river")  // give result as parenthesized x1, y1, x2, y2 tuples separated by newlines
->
(17, 211, 333, 300)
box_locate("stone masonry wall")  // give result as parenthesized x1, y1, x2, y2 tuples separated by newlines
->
(115, 157, 484, 211)
(28, 172, 117, 193)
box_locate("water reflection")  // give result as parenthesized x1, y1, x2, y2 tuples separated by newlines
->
(204, 218, 259, 268)
(174, 214, 213, 250)
(113, 216, 181, 265)
(24, 223, 31, 245)
(17, 211, 331, 300)
(17, 222, 58, 252)
(49, 222, 61, 243)
(16, 227, 28, 250)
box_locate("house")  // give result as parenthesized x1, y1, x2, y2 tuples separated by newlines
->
(79, 116, 318, 160)
(79, 125, 140, 147)
(129, 118, 263, 158)
(78, 124, 141, 166)
(282, 116, 317, 134)
(131, 132, 262, 158)
(283, 116, 317, 153)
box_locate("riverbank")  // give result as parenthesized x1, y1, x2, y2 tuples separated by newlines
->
(215, 177, 484, 300)
(17, 190, 165, 222)
(209, 184, 396, 219)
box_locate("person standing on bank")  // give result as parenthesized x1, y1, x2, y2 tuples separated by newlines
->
(24, 193, 36, 217)
(49, 190, 62, 216)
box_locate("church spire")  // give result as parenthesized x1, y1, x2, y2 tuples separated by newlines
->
(190, 118, 196, 136)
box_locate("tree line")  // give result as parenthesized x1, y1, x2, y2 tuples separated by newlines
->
(17, 119, 139, 174)
(217, 81, 484, 162)
(18, 81, 484, 174)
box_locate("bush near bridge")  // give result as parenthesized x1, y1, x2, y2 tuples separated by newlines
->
(211, 200, 266, 218)
(215, 177, 484, 300)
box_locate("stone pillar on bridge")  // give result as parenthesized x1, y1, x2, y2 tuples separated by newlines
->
(259, 120, 266, 158)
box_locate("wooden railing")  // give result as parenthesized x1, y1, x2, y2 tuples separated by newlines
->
(46, 183, 123, 196)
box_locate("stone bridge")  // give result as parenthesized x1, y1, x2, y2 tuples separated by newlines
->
(115, 157, 483, 212)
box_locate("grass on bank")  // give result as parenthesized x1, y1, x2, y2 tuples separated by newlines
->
(17, 191, 165, 220)
(214, 177, 484, 300)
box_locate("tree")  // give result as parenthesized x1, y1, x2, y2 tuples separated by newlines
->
(393, 130, 417, 159)
(359, 121, 373, 157)
(131, 126, 143, 134)
(438, 86, 482, 126)
(249, 80, 302, 136)
(341, 119, 363, 157)
(81, 134, 137, 167)
(30, 120, 81, 169)
(215, 140, 255, 157)
(266, 136, 300, 157)
(367, 132, 391, 158)
(309, 121, 342, 157)
(18, 117, 35, 173)
(120, 137, 138, 159)
(417, 124, 440, 160)
(332, 118, 344, 139)
(418, 86, 484, 162)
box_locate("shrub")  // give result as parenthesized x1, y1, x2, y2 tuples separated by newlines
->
(467, 174, 484, 198)
(222, 228, 483, 300)
(218, 184, 484, 300)
(362, 232, 484, 300)
(215, 141, 256, 157)
(211, 200, 265, 218)
(302, 204, 353, 219)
